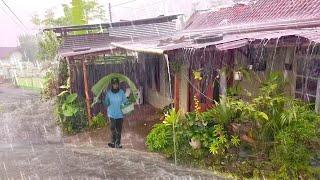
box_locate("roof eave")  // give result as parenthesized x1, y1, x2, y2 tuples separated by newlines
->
(111, 42, 165, 55)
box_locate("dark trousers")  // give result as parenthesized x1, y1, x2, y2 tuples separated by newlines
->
(110, 118, 123, 145)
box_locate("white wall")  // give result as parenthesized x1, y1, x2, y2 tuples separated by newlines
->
(140, 53, 172, 109)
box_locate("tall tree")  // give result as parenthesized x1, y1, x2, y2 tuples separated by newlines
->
(19, 35, 39, 62)
(37, 31, 60, 61)
(72, 0, 86, 25)
(31, 0, 106, 27)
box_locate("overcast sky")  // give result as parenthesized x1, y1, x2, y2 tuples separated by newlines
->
(0, 0, 234, 47)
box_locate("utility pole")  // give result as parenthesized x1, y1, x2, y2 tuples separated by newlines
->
(108, 3, 112, 23)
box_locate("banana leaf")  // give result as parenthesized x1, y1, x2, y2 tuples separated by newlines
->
(91, 73, 138, 107)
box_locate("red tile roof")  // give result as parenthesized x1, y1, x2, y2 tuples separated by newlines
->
(0, 47, 18, 59)
(185, 0, 320, 30)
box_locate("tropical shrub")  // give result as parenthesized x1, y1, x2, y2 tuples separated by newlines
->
(146, 123, 173, 152)
(55, 91, 87, 134)
(209, 124, 240, 155)
(90, 113, 106, 129)
(41, 59, 69, 100)
(41, 69, 57, 99)
(232, 73, 320, 178)
(269, 106, 320, 179)
(146, 72, 320, 179)
(147, 109, 180, 157)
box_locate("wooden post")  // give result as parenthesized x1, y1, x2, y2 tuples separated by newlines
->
(220, 69, 227, 104)
(174, 73, 180, 111)
(316, 79, 320, 114)
(82, 60, 92, 124)
(66, 57, 74, 92)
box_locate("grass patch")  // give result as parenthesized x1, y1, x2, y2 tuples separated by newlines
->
(16, 77, 44, 91)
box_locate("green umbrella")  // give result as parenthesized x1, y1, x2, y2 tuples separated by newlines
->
(91, 73, 138, 107)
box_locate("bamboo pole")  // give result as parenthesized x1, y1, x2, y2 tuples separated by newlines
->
(82, 60, 92, 125)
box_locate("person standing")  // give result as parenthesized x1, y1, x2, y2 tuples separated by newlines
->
(103, 77, 127, 148)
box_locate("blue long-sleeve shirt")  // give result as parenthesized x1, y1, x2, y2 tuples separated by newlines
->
(104, 89, 127, 119)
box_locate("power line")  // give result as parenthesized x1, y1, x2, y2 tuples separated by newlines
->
(0, 3, 27, 33)
(0, 0, 28, 30)
(112, 0, 138, 7)
(113, 0, 167, 10)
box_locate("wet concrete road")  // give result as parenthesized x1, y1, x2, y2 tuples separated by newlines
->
(0, 87, 223, 179)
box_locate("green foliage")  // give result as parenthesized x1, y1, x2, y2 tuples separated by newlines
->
(41, 70, 57, 100)
(146, 109, 181, 158)
(90, 113, 106, 129)
(61, 93, 79, 117)
(32, 0, 106, 27)
(55, 92, 87, 134)
(41, 60, 69, 100)
(182, 112, 215, 148)
(146, 123, 173, 152)
(18, 35, 38, 62)
(206, 101, 235, 126)
(15, 77, 43, 91)
(209, 125, 240, 155)
(229, 72, 320, 178)
(72, 0, 86, 26)
(270, 108, 320, 179)
(146, 72, 320, 179)
(38, 31, 60, 61)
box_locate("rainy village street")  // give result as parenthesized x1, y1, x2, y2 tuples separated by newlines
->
(0, 85, 221, 179)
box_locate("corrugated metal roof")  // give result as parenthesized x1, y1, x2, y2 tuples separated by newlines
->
(112, 27, 320, 53)
(111, 0, 320, 53)
(45, 15, 180, 34)
(59, 34, 129, 57)
(109, 21, 177, 38)
(57, 15, 180, 57)
(185, 0, 320, 30)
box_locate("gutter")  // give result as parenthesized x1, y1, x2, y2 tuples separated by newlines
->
(111, 42, 164, 55)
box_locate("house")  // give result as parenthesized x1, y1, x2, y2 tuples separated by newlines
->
(45, 15, 185, 122)
(0, 47, 23, 81)
(112, 0, 320, 113)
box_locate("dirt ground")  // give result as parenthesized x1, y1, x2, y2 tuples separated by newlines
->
(0, 85, 224, 179)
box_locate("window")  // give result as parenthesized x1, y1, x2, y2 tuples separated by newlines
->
(295, 57, 320, 109)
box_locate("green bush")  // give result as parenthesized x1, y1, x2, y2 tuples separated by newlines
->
(146, 123, 173, 152)
(55, 92, 88, 134)
(90, 113, 106, 129)
(270, 108, 320, 179)
(41, 70, 56, 99)
(41, 60, 69, 100)
(146, 72, 320, 179)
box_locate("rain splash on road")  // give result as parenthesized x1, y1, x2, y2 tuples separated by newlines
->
(0, 87, 223, 179)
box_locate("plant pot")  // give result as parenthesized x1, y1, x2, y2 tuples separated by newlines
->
(189, 137, 201, 149)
